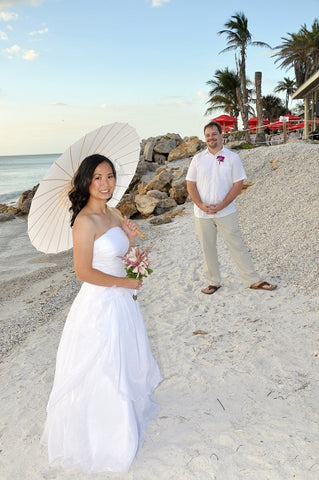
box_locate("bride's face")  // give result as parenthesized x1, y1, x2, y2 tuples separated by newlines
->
(89, 161, 116, 201)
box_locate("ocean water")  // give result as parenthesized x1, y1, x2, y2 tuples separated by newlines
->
(0, 153, 60, 205)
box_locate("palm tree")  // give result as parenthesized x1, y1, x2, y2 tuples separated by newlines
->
(300, 19, 319, 77)
(255, 71, 265, 144)
(218, 12, 271, 140)
(205, 68, 241, 117)
(274, 77, 296, 110)
(273, 19, 319, 88)
(292, 101, 304, 117)
(262, 95, 286, 122)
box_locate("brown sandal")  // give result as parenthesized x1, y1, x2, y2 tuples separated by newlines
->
(250, 281, 277, 291)
(201, 285, 220, 295)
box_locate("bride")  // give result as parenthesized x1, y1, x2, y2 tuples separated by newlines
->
(41, 153, 162, 473)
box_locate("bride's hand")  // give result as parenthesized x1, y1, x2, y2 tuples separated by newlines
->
(122, 216, 138, 243)
(126, 277, 143, 290)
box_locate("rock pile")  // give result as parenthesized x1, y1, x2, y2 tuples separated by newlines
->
(117, 134, 205, 223)
(0, 185, 38, 222)
(0, 134, 206, 224)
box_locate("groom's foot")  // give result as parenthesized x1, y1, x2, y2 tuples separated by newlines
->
(250, 281, 277, 291)
(201, 285, 221, 295)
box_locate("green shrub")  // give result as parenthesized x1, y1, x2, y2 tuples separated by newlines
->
(232, 143, 258, 150)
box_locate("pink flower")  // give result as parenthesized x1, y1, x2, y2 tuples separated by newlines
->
(216, 155, 225, 164)
(120, 245, 153, 279)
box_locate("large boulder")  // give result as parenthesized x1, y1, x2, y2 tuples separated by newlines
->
(147, 190, 168, 200)
(141, 133, 183, 163)
(148, 216, 172, 225)
(171, 165, 187, 181)
(0, 212, 16, 222)
(167, 136, 205, 161)
(169, 180, 188, 204)
(16, 185, 38, 215)
(148, 206, 185, 224)
(134, 156, 149, 178)
(134, 194, 159, 216)
(143, 139, 156, 162)
(154, 137, 178, 154)
(154, 197, 177, 215)
(117, 193, 138, 218)
(137, 181, 148, 195)
(0, 204, 18, 215)
(153, 153, 167, 164)
(144, 168, 173, 193)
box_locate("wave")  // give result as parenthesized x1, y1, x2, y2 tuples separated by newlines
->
(0, 191, 22, 205)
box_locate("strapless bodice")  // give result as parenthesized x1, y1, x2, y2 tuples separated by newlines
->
(92, 226, 129, 277)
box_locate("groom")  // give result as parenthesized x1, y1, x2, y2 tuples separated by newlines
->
(186, 121, 276, 294)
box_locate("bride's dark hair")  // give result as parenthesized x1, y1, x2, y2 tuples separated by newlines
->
(68, 154, 116, 227)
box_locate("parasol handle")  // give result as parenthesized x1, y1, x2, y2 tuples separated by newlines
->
(107, 206, 146, 239)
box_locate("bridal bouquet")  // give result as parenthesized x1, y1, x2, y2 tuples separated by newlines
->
(120, 245, 153, 299)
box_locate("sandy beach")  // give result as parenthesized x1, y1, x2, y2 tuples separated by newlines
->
(0, 141, 318, 479)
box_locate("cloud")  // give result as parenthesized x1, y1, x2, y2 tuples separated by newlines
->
(100, 104, 110, 109)
(251, 49, 273, 58)
(22, 48, 38, 60)
(0, 1, 42, 7)
(0, 11, 18, 21)
(2, 44, 39, 59)
(0, 0, 43, 21)
(196, 91, 208, 100)
(0, 29, 8, 39)
(29, 26, 48, 36)
(152, 0, 171, 7)
(50, 102, 70, 107)
(3, 42, 20, 55)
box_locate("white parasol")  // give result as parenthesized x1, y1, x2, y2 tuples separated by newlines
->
(28, 122, 140, 254)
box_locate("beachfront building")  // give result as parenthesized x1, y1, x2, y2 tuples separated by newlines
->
(292, 70, 319, 140)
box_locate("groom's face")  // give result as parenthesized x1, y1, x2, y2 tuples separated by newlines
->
(205, 126, 223, 153)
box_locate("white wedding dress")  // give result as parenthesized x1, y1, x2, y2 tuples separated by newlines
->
(41, 226, 162, 473)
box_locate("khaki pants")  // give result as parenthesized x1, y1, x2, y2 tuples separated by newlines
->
(195, 213, 260, 287)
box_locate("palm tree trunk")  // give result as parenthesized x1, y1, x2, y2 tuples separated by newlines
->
(239, 54, 250, 142)
(236, 87, 249, 142)
(255, 71, 266, 145)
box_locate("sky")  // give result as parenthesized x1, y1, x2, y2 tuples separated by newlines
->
(0, 0, 318, 155)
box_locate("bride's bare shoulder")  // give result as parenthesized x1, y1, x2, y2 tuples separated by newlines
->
(73, 210, 97, 234)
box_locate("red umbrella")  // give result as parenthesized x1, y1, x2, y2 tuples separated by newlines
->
(223, 125, 237, 132)
(273, 115, 302, 122)
(288, 123, 304, 131)
(248, 117, 270, 132)
(212, 114, 237, 124)
(287, 121, 312, 131)
(282, 114, 302, 121)
(248, 117, 269, 125)
(268, 121, 284, 130)
(211, 114, 237, 133)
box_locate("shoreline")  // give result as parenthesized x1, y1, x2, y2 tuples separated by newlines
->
(0, 217, 76, 358)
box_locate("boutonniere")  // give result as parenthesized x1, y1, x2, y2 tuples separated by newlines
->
(216, 155, 225, 165)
